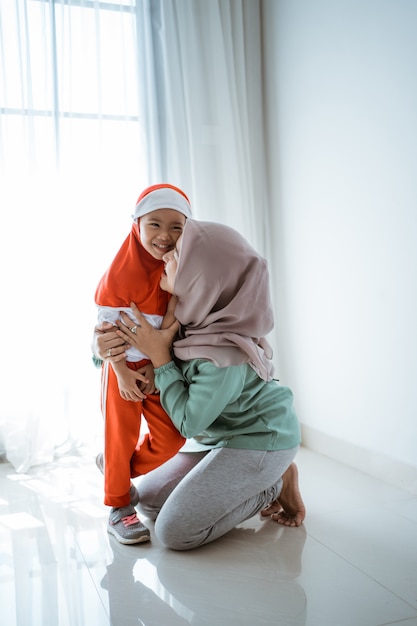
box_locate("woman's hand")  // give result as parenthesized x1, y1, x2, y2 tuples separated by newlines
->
(117, 302, 179, 368)
(93, 322, 127, 363)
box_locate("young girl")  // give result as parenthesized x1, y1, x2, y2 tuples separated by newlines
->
(114, 219, 306, 551)
(93, 184, 190, 544)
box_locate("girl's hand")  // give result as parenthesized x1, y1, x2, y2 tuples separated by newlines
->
(114, 364, 149, 402)
(117, 303, 179, 368)
(137, 362, 157, 395)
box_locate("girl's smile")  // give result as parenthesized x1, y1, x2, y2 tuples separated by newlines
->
(139, 209, 186, 261)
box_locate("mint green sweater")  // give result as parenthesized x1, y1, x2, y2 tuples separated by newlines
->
(155, 359, 301, 451)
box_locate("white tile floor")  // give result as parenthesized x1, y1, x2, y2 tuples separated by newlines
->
(0, 446, 416, 626)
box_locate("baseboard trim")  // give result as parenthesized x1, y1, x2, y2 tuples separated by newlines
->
(300, 424, 417, 496)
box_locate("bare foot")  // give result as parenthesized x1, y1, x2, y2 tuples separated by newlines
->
(261, 463, 306, 527)
(260, 500, 283, 517)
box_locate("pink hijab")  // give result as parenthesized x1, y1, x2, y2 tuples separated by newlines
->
(172, 220, 275, 381)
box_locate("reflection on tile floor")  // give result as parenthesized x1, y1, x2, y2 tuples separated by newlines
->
(0, 446, 416, 626)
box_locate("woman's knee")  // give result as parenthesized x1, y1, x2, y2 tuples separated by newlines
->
(135, 479, 162, 520)
(154, 515, 206, 551)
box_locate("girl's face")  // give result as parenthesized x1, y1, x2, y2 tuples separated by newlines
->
(139, 209, 186, 260)
(160, 234, 183, 293)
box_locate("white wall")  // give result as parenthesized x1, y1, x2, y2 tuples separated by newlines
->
(263, 0, 417, 490)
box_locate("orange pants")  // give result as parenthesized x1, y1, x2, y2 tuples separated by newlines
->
(101, 359, 185, 508)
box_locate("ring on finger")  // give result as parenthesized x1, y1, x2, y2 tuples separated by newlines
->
(130, 325, 137, 334)
(107, 349, 112, 357)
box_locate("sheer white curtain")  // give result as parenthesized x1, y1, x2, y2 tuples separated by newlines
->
(0, 0, 269, 471)
(0, 0, 149, 470)
(137, 0, 269, 252)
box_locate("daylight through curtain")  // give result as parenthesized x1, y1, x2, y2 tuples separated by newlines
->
(137, 0, 268, 252)
(0, 0, 268, 471)
(0, 0, 148, 470)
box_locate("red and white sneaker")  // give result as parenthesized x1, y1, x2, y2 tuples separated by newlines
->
(107, 505, 150, 544)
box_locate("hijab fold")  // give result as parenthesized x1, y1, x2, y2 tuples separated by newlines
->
(95, 184, 191, 315)
(94, 224, 170, 315)
(173, 220, 275, 381)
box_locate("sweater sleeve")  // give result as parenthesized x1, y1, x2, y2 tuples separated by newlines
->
(154, 360, 245, 438)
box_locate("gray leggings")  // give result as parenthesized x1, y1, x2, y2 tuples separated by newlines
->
(137, 446, 298, 551)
